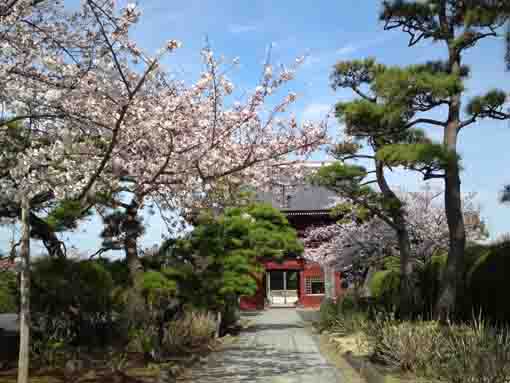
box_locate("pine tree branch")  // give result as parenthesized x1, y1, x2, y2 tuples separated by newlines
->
(459, 115, 478, 130)
(405, 118, 447, 129)
(88, 247, 110, 259)
(341, 154, 376, 161)
(352, 87, 377, 102)
(360, 180, 378, 187)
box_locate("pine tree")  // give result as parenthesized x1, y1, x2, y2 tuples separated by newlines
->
(380, 0, 510, 317)
(165, 203, 303, 321)
(323, 58, 443, 316)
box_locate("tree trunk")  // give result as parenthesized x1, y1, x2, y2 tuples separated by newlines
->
(122, 200, 147, 327)
(17, 196, 31, 383)
(435, 48, 466, 320)
(375, 161, 414, 317)
(124, 201, 143, 286)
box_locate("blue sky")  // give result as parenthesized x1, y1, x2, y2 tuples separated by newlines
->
(1, 0, 509, 255)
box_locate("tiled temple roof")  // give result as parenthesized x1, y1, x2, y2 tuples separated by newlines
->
(256, 161, 337, 213)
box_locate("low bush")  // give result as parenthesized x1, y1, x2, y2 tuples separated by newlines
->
(31, 258, 116, 350)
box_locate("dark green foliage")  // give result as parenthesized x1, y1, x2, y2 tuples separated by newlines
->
(319, 298, 339, 330)
(381, 1, 510, 46)
(336, 99, 405, 137)
(370, 270, 401, 311)
(419, 252, 447, 315)
(32, 258, 114, 315)
(31, 258, 115, 347)
(0, 270, 17, 313)
(44, 199, 92, 232)
(376, 142, 460, 171)
(311, 162, 367, 190)
(166, 203, 302, 313)
(141, 270, 177, 307)
(467, 241, 510, 323)
(101, 210, 145, 249)
(330, 202, 372, 224)
(367, 243, 510, 322)
(466, 89, 508, 117)
(96, 258, 130, 287)
(396, 127, 430, 144)
(331, 58, 384, 90)
(312, 162, 403, 217)
(502, 185, 510, 203)
(374, 64, 464, 109)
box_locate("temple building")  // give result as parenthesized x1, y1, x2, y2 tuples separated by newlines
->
(240, 161, 344, 310)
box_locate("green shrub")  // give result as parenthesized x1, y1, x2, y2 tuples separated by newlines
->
(32, 258, 114, 315)
(337, 291, 358, 313)
(0, 270, 17, 313)
(369, 270, 400, 311)
(467, 241, 510, 323)
(141, 270, 177, 307)
(31, 258, 115, 348)
(417, 252, 447, 316)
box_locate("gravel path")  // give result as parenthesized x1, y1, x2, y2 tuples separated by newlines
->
(183, 308, 344, 383)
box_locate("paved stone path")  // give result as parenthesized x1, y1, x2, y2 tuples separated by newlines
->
(184, 309, 344, 382)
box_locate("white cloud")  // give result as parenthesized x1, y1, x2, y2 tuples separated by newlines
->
(336, 35, 394, 57)
(305, 55, 321, 65)
(336, 44, 358, 56)
(302, 103, 331, 120)
(228, 24, 258, 34)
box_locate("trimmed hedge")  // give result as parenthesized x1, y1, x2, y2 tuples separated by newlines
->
(467, 241, 510, 323)
(368, 242, 510, 322)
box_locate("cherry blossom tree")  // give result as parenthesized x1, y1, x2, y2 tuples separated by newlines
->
(303, 189, 486, 277)
(1, 2, 183, 380)
(95, 48, 328, 284)
(1, 2, 327, 380)
(0, 0, 179, 257)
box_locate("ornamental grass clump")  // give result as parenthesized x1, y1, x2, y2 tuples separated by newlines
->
(437, 319, 510, 383)
(367, 317, 445, 376)
(366, 315, 510, 382)
(163, 311, 216, 354)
